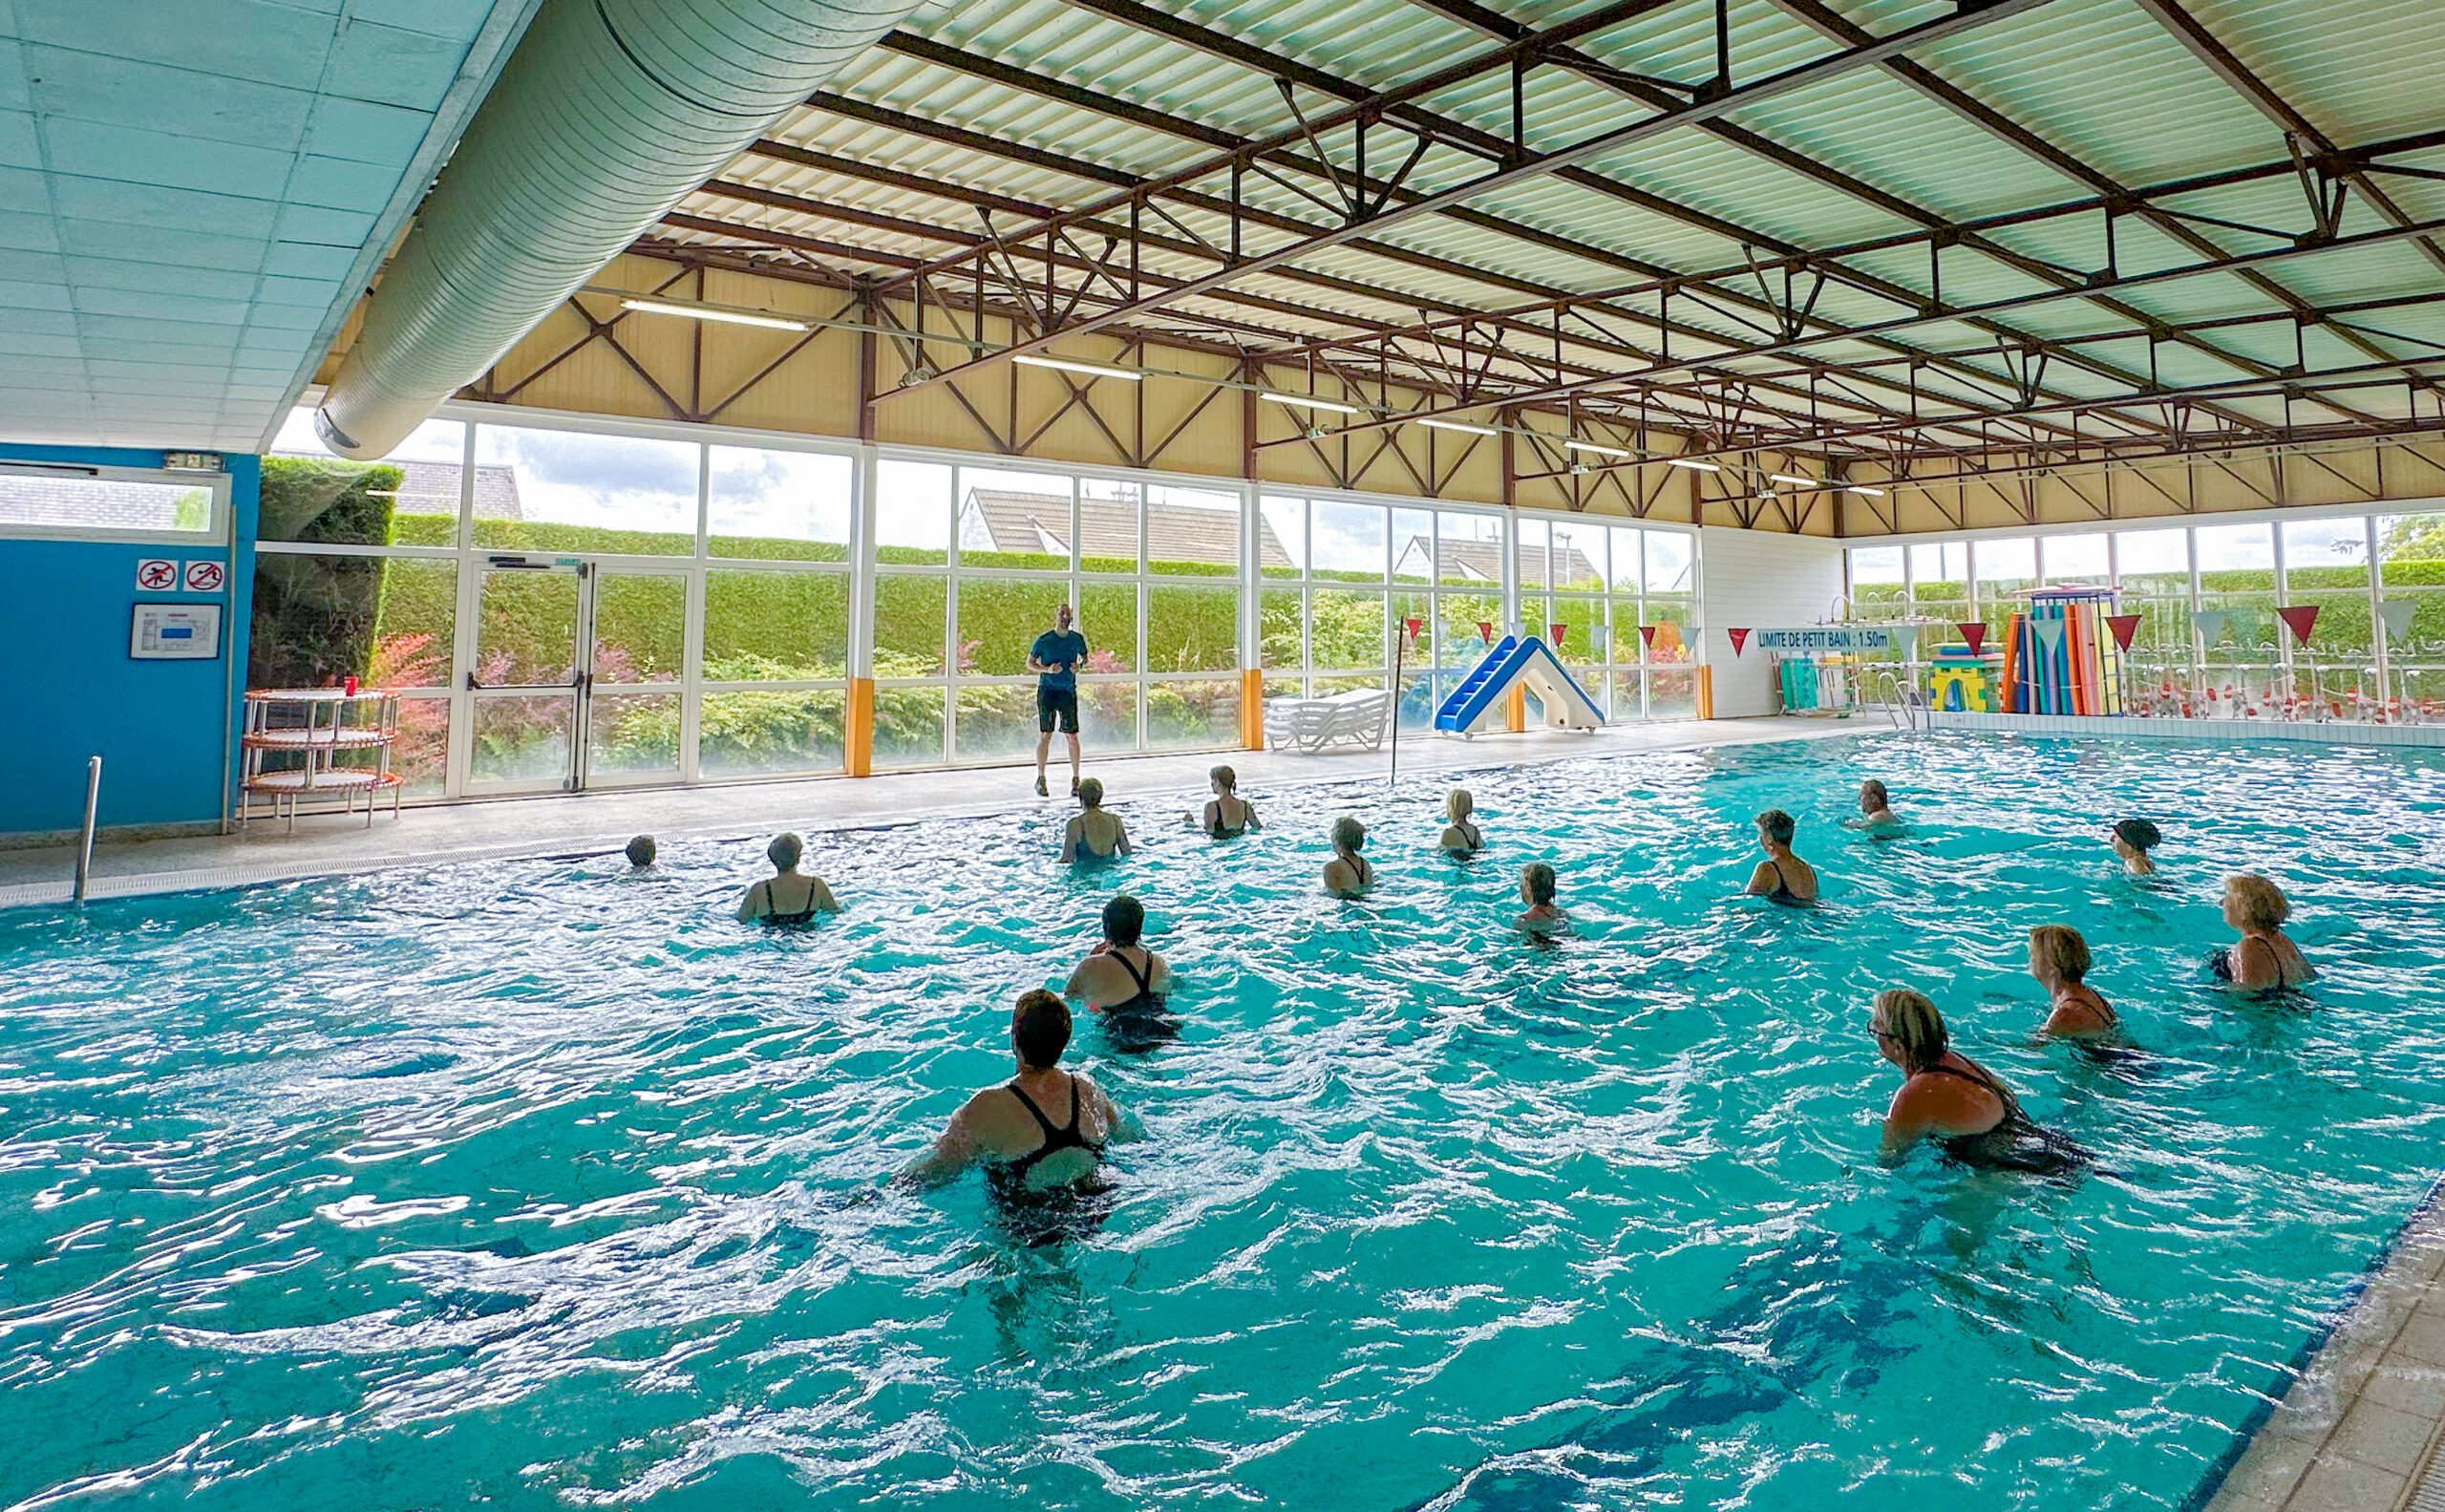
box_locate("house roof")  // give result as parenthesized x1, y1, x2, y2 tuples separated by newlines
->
(1395, 535, 1603, 587)
(403, 461, 522, 521)
(963, 488, 1291, 568)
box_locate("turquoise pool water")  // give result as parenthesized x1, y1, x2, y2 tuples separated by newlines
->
(5, 733, 2445, 1510)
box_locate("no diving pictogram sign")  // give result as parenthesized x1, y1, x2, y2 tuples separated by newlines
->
(182, 560, 224, 593)
(136, 559, 177, 591)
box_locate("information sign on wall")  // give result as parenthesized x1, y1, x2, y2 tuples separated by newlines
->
(1751, 626, 1903, 653)
(130, 603, 223, 660)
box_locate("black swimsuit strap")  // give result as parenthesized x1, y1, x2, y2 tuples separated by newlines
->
(1921, 1056, 2025, 1124)
(1007, 1075, 1074, 1139)
(1116, 950, 1150, 992)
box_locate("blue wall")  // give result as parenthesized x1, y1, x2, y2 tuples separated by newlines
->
(0, 446, 258, 836)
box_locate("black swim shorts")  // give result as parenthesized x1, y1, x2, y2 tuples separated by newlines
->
(1038, 686, 1079, 734)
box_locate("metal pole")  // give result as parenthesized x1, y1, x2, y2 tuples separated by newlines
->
(1388, 627, 1406, 789)
(72, 755, 101, 905)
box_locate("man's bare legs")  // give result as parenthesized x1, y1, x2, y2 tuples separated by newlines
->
(1065, 731, 1082, 794)
(1034, 730, 1053, 796)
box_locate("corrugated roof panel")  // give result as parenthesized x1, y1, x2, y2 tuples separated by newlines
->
(1584, 126, 1923, 248)
(1913, 0, 2281, 185)
(2188, 0, 2445, 147)
(1719, 65, 2089, 225)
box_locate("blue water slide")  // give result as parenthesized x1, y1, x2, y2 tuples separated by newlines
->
(1434, 636, 1605, 732)
(1434, 636, 1522, 732)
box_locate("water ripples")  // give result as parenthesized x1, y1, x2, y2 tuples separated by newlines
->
(3, 733, 2445, 1509)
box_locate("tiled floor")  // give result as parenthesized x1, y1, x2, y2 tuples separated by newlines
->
(2202, 1192, 2445, 1512)
(0, 715, 1866, 907)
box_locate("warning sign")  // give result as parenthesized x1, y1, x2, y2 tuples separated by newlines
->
(136, 559, 178, 591)
(182, 560, 225, 593)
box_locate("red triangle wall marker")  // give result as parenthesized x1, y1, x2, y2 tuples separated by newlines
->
(1957, 622, 1988, 656)
(2105, 613, 2140, 651)
(1639, 624, 1658, 649)
(2276, 605, 2320, 646)
(1728, 628, 1752, 656)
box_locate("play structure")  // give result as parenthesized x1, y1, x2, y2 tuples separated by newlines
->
(1434, 635, 1605, 735)
(1928, 643, 2006, 713)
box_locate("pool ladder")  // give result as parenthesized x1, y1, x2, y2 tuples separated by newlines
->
(1869, 670, 1924, 733)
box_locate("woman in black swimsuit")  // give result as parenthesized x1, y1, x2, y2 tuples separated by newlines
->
(1744, 809, 1818, 905)
(1324, 815, 1374, 899)
(901, 990, 1137, 1195)
(1869, 988, 2084, 1173)
(1439, 788, 1483, 856)
(735, 832, 839, 924)
(1068, 895, 1176, 1053)
(1192, 765, 1261, 838)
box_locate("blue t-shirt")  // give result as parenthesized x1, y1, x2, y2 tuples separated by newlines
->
(1031, 629, 1088, 691)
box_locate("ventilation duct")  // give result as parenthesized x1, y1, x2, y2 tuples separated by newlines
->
(316, 0, 923, 459)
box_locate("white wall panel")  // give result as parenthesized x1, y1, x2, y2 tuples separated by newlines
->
(1698, 525, 1844, 718)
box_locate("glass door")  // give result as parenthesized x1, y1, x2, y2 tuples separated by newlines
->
(466, 559, 691, 793)
(581, 567, 686, 786)
(468, 559, 585, 792)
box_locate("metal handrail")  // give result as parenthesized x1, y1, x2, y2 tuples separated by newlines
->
(72, 755, 100, 905)
(1870, 670, 1923, 733)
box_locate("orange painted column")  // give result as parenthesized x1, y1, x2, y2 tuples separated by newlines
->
(1505, 684, 1526, 733)
(1694, 665, 1715, 719)
(845, 677, 875, 776)
(1240, 668, 1264, 750)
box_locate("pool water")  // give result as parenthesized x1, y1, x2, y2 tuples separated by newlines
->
(5, 733, 2445, 1511)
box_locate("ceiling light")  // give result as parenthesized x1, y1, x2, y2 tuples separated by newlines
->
(1771, 474, 1818, 487)
(1261, 392, 1360, 414)
(1014, 354, 1142, 382)
(1417, 417, 1499, 437)
(366, 489, 400, 498)
(620, 297, 809, 331)
(1844, 484, 1885, 497)
(1565, 439, 1631, 458)
(1666, 457, 1720, 472)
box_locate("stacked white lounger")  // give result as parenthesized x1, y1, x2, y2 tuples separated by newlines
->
(1263, 688, 1393, 752)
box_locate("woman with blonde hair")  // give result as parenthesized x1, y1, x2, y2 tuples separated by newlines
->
(2215, 873, 2314, 990)
(1438, 789, 1483, 856)
(1060, 777, 1132, 864)
(2028, 926, 2116, 1038)
(1190, 765, 1260, 838)
(1323, 816, 1373, 899)
(1868, 988, 2082, 1171)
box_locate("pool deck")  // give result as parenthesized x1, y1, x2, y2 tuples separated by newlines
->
(2202, 1192, 2445, 1512)
(0, 714, 1863, 907)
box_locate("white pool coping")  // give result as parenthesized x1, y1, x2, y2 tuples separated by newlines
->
(1927, 710, 2445, 749)
(0, 715, 1870, 908)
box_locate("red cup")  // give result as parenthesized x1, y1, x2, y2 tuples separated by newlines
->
(344, 675, 359, 696)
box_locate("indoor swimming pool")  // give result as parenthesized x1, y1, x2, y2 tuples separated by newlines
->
(3, 733, 2443, 1510)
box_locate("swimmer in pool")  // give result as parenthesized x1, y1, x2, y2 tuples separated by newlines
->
(2112, 819, 2163, 877)
(2216, 872, 2316, 990)
(1189, 765, 1260, 838)
(1324, 815, 1374, 899)
(1060, 777, 1132, 864)
(1439, 789, 1483, 857)
(1066, 894, 1173, 1013)
(901, 989, 1137, 1194)
(1843, 780, 1901, 834)
(625, 835, 656, 868)
(1869, 988, 2083, 1172)
(736, 832, 839, 923)
(1745, 809, 1818, 904)
(2029, 925, 2117, 1039)
(1516, 862, 1566, 931)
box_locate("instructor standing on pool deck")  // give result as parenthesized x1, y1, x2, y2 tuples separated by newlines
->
(1030, 603, 1089, 798)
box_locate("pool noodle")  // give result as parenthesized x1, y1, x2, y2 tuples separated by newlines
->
(2001, 613, 2023, 712)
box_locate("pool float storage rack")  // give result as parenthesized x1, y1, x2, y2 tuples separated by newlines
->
(239, 689, 405, 832)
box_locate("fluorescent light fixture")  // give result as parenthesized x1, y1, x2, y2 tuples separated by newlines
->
(1666, 457, 1720, 472)
(1564, 439, 1631, 458)
(1416, 417, 1499, 437)
(620, 297, 809, 331)
(1014, 354, 1142, 381)
(1771, 474, 1818, 487)
(1260, 392, 1361, 414)
(1844, 484, 1885, 497)
(366, 489, 401, 498)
